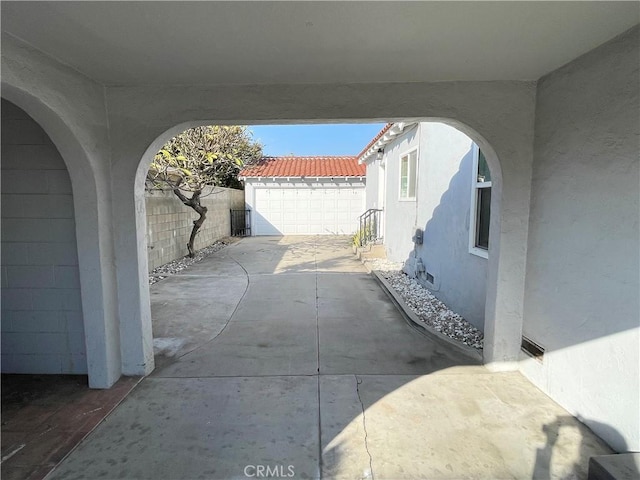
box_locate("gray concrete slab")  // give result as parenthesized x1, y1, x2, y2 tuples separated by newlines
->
(174, 252, 247, 277)
(232, 296, 317, 323)
(319, 375, 371, 480)
(227, 236, 317, 275)
(317, 289, 399, 319)
(48, 377, 319, 480)
(225, 235, 365, 275)
(155, 317, 318, 377)
(346, 373, 613, 479)
(588, 453, 640, 480)
(316, 273, 392, 300)
(150, 274, 248, 361)
(318, 313, 478, 375)
(239, 273, 318, 303)
(50, 236, 613, 480)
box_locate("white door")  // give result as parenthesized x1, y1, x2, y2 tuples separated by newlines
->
(254, 186, 364, 235)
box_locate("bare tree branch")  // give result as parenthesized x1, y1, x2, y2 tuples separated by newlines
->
(147, 125, 262, 257)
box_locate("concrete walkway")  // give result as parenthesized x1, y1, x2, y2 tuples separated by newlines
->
(48, 236, 611, 479)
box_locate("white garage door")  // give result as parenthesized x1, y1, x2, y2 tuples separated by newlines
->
(254, 187, 364, 235)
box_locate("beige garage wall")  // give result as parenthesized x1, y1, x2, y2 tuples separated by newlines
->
(145, 187, 245, 270)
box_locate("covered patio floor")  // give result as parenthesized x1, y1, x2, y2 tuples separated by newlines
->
(44, 236, 610, 479)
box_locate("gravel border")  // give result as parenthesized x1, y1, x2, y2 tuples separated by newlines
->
(149, 240, 231, 285)
(378, 270, 484, 350)
(361, 256, 484, 350)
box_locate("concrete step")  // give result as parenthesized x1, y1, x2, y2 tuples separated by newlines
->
(356, 243, 387, 260)
(588, 453, 640, 480)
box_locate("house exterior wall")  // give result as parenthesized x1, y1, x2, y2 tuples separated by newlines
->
(1, 99, 87, 374)
(521, 27, 639, 452)
(381, 123, 488, 329)
(145, 187, 244, 270)
(381, 125, 420, 260)
(364, 162, 380, 210)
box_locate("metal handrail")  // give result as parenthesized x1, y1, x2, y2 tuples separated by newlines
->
(358, 208, 383, 246)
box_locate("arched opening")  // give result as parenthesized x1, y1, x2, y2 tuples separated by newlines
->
(0, 86, 121, 389)
(1, 98, 87, 375)
(64, 116, 609, 480)
(49, 107, 615, 479)
(132, 117, 504, 371)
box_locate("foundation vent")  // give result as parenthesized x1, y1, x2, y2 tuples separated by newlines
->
(521, 336, 545, 362)
(425, 272, 435, 284)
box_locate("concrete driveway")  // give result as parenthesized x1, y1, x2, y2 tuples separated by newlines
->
(49, 236, 611, 480)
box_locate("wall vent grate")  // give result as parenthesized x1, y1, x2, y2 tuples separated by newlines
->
(521, 336, 544, 362)
(426, 272, 435, 284)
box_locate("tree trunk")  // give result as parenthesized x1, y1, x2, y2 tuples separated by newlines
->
(173, 188, 208, 258)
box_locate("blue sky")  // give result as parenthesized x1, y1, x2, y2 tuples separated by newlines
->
(249, 123, 386, 157)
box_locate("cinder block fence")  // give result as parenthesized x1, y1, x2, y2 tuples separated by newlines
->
(145, 187, 245, 271)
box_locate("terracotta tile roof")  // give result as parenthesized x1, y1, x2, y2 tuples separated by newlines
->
(356, 123, 393, 159)
(240, 156, 365, 178)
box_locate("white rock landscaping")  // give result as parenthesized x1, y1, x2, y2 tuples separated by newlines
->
(149, 240, 230, 284)
(365, 258, 484, 349)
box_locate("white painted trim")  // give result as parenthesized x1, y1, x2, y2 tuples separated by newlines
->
(359, 121, 418, 164)
(470, 245, 489, 259)
(398, 146, 419, 201)
(469, 143, 491, 258)
(243, 176, 364, 181)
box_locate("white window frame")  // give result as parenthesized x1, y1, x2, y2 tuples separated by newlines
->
(398, 147, 418, 201)
(469, 144, 491, 259)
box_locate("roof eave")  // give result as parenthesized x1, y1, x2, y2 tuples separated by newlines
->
(239, 175, 365, 180)
(357, 122, 418, 164)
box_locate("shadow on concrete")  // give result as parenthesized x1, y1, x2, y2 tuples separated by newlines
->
(532, 415, 628, 479)
(46, 237, 617, 479)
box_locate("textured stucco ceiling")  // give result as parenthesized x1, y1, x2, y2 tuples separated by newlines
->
(2, 1, 638, 86)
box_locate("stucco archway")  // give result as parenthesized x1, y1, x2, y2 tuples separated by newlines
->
(1, 84, 121, 388)
(434, 118, 512, 368)
(131, 111, 518, 372)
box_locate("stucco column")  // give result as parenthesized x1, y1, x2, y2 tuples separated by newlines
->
(109, 126, 157, 376)
(2, 36, 123, 388)
(482, 174, 530, 370)
(472, 129, 534, 371)
(110, 180, 155, 376)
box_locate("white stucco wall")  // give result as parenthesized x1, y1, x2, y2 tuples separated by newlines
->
(364, 162, 380, 211)
(3, 33, 537, 384)
(415, 124, 487, 329)
(380, 125, 420, 261)
(521, 26, 639, 452)
(1, 99, 86, 374)
(382, 123, 488, 329)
